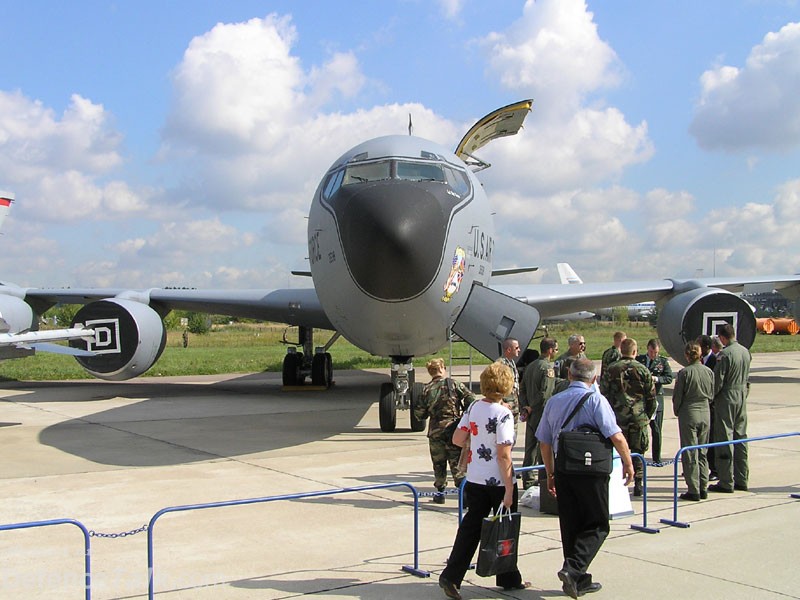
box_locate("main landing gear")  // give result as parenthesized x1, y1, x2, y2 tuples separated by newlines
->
(378, 358, 427, 433)
(281, 326, 338, 387)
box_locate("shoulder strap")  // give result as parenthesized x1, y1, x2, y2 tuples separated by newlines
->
(560, 391, 594, 432)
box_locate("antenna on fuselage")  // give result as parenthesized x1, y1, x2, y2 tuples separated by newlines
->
(408, 113, 413, 136)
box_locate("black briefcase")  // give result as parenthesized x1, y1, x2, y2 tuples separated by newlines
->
(555, 427, 613, 476)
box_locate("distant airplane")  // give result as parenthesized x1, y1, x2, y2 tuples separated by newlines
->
(557, 263, 655, 320)
(2, 100, 799, 432)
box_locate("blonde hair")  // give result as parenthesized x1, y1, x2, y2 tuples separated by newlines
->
(620, 337, 637, 357)
(426, 358, 445, 376)
(480, 361, 514, 400)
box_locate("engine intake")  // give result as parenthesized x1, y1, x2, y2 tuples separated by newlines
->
(0, 292, 36, 333)
(70, 298, 166, 381)
(657, 288, 756, 366)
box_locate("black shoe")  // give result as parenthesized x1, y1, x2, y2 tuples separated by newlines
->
(558, 569, 578, 599)
(433, 492, 445, 504)
(708, 483, 733, 493)
(679, 492, 700, 501)
(578, 582, 602, 596)
(633, 481, 643, 497)
(734, 483, 749, 491)
(438, 576, 461, 600)
(709, 472, 719, 481)
(700, 490, 708, 500)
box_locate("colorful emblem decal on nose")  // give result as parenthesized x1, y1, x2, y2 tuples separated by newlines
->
(442, 246, 466, 303)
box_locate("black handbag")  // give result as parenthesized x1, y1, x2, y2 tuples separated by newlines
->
(555, 392, 614, 476)
(476, 505, 521, 577)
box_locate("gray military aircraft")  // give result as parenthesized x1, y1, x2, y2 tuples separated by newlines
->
(2, 100, 799, 432)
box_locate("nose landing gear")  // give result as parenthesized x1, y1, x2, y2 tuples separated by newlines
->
(379, 359, 426, 432)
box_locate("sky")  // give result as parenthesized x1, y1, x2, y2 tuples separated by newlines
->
(1, 0, 800, 291)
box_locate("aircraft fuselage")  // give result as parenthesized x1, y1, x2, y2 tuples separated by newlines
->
(308, 135, 493, 359)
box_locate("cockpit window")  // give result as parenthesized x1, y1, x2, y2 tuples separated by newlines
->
(396, 161, 446, 182)
(322, 169, 345, 199)
(343, 161, 391, 185)
(444, 167, 471, 197)
(324, 158, 472, 200)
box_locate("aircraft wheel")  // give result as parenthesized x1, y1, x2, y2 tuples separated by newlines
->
(311, 353, 333, 387)
(379, 382, 396, 432)
(282, 352, 303, 386)
(410, 382, 427, 432)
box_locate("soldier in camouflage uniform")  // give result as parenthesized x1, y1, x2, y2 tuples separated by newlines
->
(498, 337, 522, 430)
(600, 331, 626, 378)
(554, 334, 587, 379)
(415, 358, 476, 504)
(600, 338, 657, 496)
(636, 338, 674, 464)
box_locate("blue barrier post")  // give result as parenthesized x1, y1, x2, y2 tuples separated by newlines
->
(629, 452, 658, 534)
(0, 518, 91, 600)
(660, 431, 800, 528)
(147, 482, 426, 599)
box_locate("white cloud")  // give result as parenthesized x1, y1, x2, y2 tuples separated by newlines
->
(0, 91, 123, 177)
(481, 0, 622, 113)
(438, 0, 465, 20)
(690, 22, 800, 151)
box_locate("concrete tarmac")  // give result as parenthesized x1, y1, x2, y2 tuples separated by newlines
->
(0, 352, 798, 599)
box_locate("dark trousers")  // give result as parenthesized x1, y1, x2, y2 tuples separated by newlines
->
(521, 422, 541, 486)
(707, 403, 717, 474)
(554, 472, 609, 587)
(649, 396, 664, 462)
(441, 482, 523, 588)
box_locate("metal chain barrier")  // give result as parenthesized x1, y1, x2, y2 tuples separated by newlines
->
(89, 524, 149, 538)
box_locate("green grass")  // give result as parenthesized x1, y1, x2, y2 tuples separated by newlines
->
(0, 321, 797, 381)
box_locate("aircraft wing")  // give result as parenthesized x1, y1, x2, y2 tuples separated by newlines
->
(18, 286, 334, 330)
(492, 275, 800, 320)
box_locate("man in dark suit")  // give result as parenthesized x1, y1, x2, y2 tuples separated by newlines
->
(697, 335, 718, 478)
(697, 335, 717, 370)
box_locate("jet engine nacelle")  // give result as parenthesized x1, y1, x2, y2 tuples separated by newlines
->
(0, 293, 36, 333)
(657, 287, 756, 366)
(69, 298, 166, 381)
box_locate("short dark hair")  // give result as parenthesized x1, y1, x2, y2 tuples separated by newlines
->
(540, 337, 557, 353)
(696, 334, 712, 351)
(717, 323, 736, 340)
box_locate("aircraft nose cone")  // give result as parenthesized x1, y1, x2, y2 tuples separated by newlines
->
(329, 181, 449, 301)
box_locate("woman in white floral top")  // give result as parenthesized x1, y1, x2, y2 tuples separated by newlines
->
(437, 361, 530, 599)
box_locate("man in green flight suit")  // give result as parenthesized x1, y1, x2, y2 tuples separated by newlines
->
(518, 337, 563, 488)
(554, 333, 586, 379)
(636, 338, 674, 465)
(708, 323, 752, 494)
(601, 338, 657, 496)
(415, 358, 476, 504)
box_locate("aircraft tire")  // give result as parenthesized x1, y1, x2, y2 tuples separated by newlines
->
(282, 352, 303, 386)
(410, 382, 427, 432)
(311, 352, 333, 387)
(379, 382, 397, 432)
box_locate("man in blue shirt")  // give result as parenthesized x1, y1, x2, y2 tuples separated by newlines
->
(536, 358, 635, 599)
